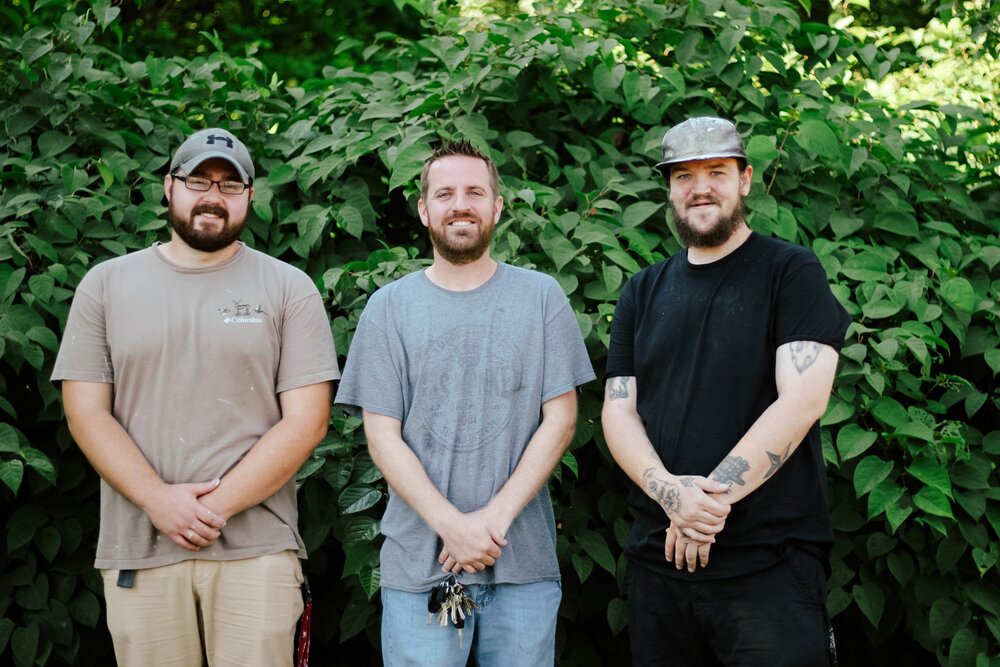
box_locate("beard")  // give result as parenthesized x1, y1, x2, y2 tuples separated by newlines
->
(168, 202, 245, 253)
(672, 196, 748, 249)
(427, 214, 494, 265)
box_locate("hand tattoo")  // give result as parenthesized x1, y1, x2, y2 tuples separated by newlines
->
(643, 468, 680, 515)
(606, 377, 630, 400)
(678, 476, 695, 488)
(790, 341, 822, 375)
(710, 455, 750, 486)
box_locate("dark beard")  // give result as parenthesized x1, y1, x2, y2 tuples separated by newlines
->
(168, 203, 245, 253)
(672, 197, 748, 248)
(427, 217, 493, 265)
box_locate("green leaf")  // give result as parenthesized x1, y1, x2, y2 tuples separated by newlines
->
(746, 134, 778, 163)
(607, 597, 628, 636)
(940, 277, 976, 313)
(913, 487, 954, 519)
(622, 202, 663, 228)
(871, 396, 908, 429)
(0, 459, 24, 494)
(593, 62, 626, 101)
(539, 232, 578, 272)
(38, 130, 74, 158)
(506, 130, 542, 149)
(338, 484, 382, 514)
(571, 553, 593, 583)
(853, 456, 893, 497)
(793, 120, 840, 160)
(929, 598, 970, 640)
(576, 529, 616, 575)
(388, 142, 433, 192)
(907, 457, 953, 499)
(68, 590, 101, 628)
(0, 423, 20, 452)
(836, 424, 877, 460)
(852, 580, 885, 627)
(11, 624, 39, 667)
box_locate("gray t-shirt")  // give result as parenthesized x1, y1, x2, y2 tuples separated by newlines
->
(52, 243, 340, 569)
(335, 263, 595, 592)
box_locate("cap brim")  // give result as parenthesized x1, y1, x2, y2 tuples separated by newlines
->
(177, 152, 251, 182)
(655, 152, 747, 175)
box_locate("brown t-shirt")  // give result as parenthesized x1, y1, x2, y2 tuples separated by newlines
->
(52, 243, 339, 569)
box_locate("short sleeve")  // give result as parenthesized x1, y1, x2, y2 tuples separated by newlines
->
(604, 276, 638, 380)
(774, 252, 851, 350)
(540, 283, 596, 403)
(51, 269, 115, 385)
(274, 289, 340, 394)
(333, 296, 405, 419)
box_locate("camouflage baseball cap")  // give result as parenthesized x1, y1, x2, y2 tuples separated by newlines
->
(170, 128, 255, 182)
(655, 117, 747, 176)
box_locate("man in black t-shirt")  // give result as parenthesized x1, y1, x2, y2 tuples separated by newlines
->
(602, 117, 850, 666)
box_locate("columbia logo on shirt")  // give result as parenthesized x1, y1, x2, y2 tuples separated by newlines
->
(217, 300, 265, 324)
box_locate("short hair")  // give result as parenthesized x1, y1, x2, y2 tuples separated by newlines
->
(420, 140, 500, 200)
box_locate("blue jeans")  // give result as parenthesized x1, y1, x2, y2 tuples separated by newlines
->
(381, 580, 561, 667)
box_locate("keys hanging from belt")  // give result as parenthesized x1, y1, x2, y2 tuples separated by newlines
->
(426, 574, 478, 648)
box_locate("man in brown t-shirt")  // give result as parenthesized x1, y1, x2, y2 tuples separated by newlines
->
(52, 128, 339, 667)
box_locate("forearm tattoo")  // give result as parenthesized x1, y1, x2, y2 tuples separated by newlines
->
(643, 468, 680, 515)
(790, 341, 822, 375)
(710, 455, 750, 486)
(763, 442, 793, 480)
(606, 377, 630, 400)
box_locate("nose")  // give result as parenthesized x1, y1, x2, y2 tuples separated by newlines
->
(690, 172, 712, 194)
(451, 193, 474, 211)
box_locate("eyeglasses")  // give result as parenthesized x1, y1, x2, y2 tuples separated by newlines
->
(172, 174, 250, 195)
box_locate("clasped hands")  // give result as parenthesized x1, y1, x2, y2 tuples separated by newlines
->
(436, 506, 511, 574)
(144, 479, 228, 551)
(665, 476, 732, 573)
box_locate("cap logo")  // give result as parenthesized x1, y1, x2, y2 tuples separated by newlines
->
(205, 134, 234, 149)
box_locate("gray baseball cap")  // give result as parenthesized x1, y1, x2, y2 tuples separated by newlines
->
(170, 128, 255, 182)
(655, 117, 747, 176)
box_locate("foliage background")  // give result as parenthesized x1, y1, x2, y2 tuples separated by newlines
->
(0, 0, 997, 665)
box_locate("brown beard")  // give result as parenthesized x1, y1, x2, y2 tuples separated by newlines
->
(427, 215, 494, 264)
(672, 197, 748, 248)
(168, 202, 245, 253)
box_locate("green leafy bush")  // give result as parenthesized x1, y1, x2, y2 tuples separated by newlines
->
(1, 0, 997, 665)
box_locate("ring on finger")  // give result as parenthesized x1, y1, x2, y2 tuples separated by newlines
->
(186, 530, 196, 540)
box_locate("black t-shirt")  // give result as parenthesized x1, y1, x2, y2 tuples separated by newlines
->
(605, 232, 851, 579)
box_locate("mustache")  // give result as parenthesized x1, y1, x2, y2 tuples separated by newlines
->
(686, 195, 720, 206)
(444, 213, 482, 225)
(191, 203, 228, 220)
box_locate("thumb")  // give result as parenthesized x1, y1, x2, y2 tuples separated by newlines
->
(193, 478, 222, 496)
(488, 526, 508, 547)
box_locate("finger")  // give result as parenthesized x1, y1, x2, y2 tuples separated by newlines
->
(664, 530, 677, 563)
(694, 477, 732, 494)
(192, 478, 222, 496)
(698, 543, 711, 568)
(684, 542, 699, 572)
(441, 556, 457, 572)
(487, 527, 508, 547)
(438, 547, 448, 564)
(196, 509, 226, 529)
(461, 563, 477, 574)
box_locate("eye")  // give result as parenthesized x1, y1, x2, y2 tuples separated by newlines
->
(187, 176, 211, 187)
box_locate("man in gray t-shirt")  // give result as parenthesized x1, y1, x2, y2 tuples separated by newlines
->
(336, 140, 594, 666)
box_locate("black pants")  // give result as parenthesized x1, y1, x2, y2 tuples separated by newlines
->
(626, 546, 833, 667)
